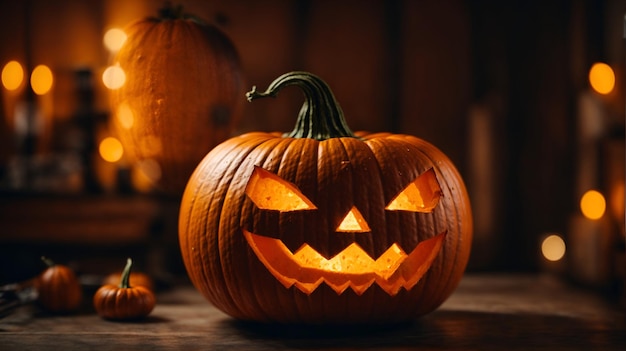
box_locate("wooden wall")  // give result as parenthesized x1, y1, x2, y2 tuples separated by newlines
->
(0, 0, 623, 272)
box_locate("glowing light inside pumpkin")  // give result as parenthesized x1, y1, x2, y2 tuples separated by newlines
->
(244, 230, 446, 296)
(2, 60, 24, 91)
(243, 167, 447, 296)
(589, 63, 615, 95)
(102, 64, 126, 89)
(541, 234, 566, 262)
(30, 65, 53, 95)
(580, 190, 606, 220)
(99, 137, 124, 163)
(336, 206, 370, 233)
(116, 102, 134, 129)
(103, 28, 127, 52)
(386, 168, 441, 212)
(246, 166, 317, 211)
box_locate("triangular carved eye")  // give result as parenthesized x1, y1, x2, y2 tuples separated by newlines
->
(245, 166, 317, 212)
(385, 168, 441, 213)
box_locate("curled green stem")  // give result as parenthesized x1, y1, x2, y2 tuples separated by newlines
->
(41, 256, 56, 268)
(156, 2, 206, 24)
(119, 258, 133, 289)
(246, 71, 357, 141)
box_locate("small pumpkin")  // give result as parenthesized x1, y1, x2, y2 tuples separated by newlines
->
(179, 72, 473, 324)
(35, 257, 83, 313)
(110, 4, 244, 194)
(93, 258, 156, 320)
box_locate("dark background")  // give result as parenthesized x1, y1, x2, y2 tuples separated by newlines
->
(0, 0, 624, 283)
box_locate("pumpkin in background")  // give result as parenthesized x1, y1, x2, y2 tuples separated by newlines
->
(35, 257, 83, 313)
(110, 4, 244, 194)
(179, 72, 472, 324)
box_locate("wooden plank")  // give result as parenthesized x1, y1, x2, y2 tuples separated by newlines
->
(1, 275, 624, 350)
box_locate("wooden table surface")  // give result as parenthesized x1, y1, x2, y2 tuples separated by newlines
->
(1, 274, 625, 350)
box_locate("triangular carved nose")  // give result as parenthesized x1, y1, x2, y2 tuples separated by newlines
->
(336, 206, 370, 233)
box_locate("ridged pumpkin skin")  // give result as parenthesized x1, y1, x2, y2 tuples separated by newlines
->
(93, 285, 156, 320)
(36, 258, 83, 313)
(111, 10, 244, 194)
(94, 259, 156, 320)
(178, 72, 472, 324)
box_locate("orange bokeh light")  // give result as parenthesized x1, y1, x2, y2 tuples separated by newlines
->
(30, 65, 53, 95)
(588, 62, 615, 95)
(580, 190, 606, 220)
(2, 60, 24, 91)
(99, 137, 124, 163)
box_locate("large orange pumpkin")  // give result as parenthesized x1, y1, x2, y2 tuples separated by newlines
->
(110, 5, 244, 194)
(179, 72, 472, 324)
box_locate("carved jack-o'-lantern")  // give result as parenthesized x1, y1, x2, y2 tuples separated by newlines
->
(244, 166, 446, 296)
(179, 72, 472, 324)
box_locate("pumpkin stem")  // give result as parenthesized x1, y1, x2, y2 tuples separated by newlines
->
(41, 256, 55, 268)
(246, 71, 357, 140)
(119, 258, 133, 289)
(158, 2, 185, 19)
(157, 2, 207, 25)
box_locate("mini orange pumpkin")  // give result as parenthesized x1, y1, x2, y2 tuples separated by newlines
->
(110, 4, 244, 194)
(35, 257, 83, 313)
(94, 258, 156, 320)
(178, 72, 473, 324)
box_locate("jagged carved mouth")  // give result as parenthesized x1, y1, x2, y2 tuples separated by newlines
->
(244, 230, 446, 296)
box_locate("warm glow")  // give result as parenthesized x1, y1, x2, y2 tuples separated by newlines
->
(610, 182, 625, 222)
(386, 168, 441, 212)
(580, 190, 606, 220)
(137, 159, 161, 181)
(99, 137, 124, 163)
(138, 135, 163, 157)
(116, 102, 134, 129)
(244, 230, 446, 296)
(336, 206, 370, 233)
(131, 159, 162, 193)
(102, 64, 126, 89)
(2, 60, 24, 91)
(103, 28, 127, 52)
(541, 234, 566, 262)
(30, 65, 53, 95)
(246, 166, 317, 211)
(589, 63, 615, 95)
